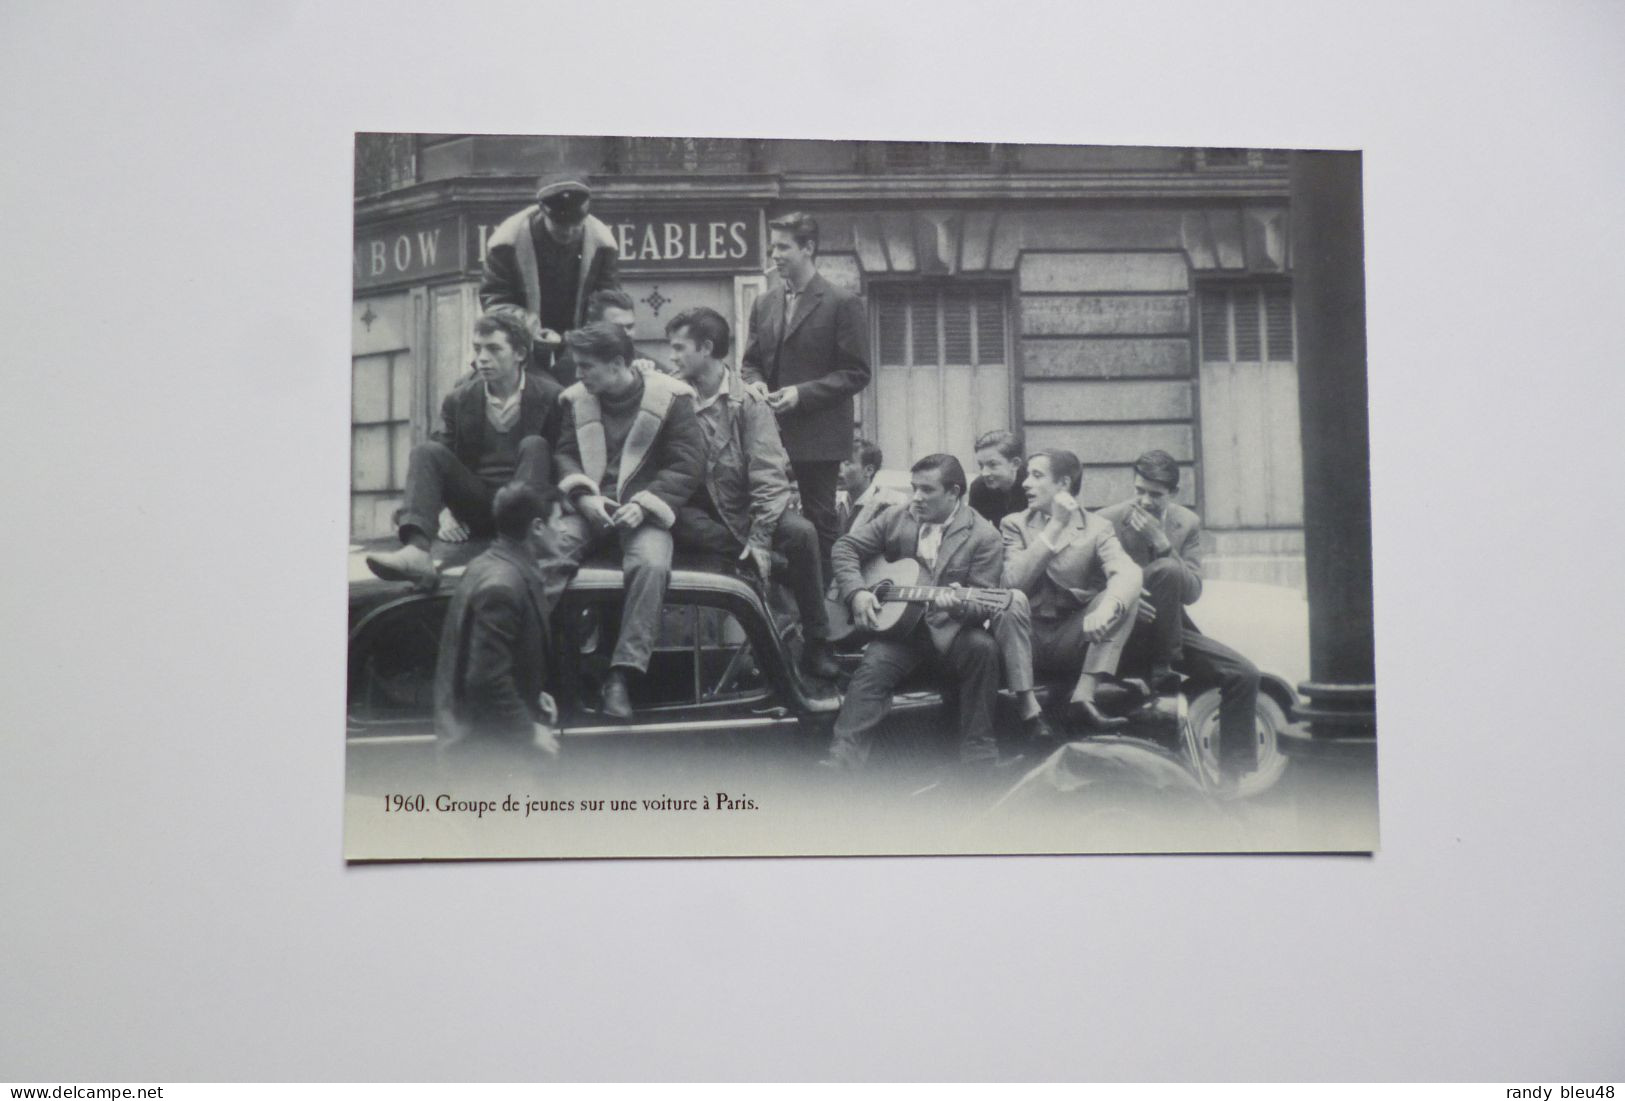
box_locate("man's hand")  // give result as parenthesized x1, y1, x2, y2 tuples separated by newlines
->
(536, 328, 563, 349)
(850, 590, 882, 631)
(610, 501, 646, 530)
(766, 385, 800, 413)
(533, 693, 561, 758)
(741, 544, 773, 580)
(1126, 504, 1173, 554)
(744, 380, 769, 401)
(1051, 490, 1082, 526)
(576, 494, 614, 528)
(1081, 597, 1124, 642)
(631, 357, 658, 374)
(929, 581, 967, 616)
(437, 510, 470, 543)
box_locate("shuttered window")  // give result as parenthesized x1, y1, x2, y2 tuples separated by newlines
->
(873, 284, 1007, 368)
(1199, 283, 1295, 363)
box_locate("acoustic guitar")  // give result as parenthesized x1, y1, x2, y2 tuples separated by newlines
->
(825, 557, 1014, 642)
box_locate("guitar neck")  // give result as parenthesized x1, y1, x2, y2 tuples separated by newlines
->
(883, 586, 1002, 605)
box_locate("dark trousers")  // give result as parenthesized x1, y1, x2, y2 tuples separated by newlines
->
(791, 459, 840, 574)
(1136, 559, 1261, 772)
(395, 437, 552, 542)
(828, 623, 1000, 769)
(671, 506, 830, 640)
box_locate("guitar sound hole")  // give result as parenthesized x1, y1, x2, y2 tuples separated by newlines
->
(872, 582, 893, 601)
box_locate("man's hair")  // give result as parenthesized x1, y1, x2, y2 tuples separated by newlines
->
(1033, 448, 1083, 496)
(472, 310, 534, 362)
(1133, 449, 1180, 491)
(852, 437, 883, 473)
(585, 288, 636, 322)
(665, 306, 732, 360)
(910, 453, 967, 498)
(767, 211, 819, 256)
(492, 482, 561, 540)
(974, 429, 1022, 462)
(564, 321, 635, 366)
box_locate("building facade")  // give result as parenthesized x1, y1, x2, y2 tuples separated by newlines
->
(353, 134, 1305, 587)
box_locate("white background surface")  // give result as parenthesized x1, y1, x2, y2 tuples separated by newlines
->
(3, 0, 1623, 1081)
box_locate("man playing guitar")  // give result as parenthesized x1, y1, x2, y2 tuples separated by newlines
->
(823, 454, 1008, 772)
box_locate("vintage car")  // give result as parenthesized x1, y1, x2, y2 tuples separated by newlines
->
(347, 529, 1307, 799)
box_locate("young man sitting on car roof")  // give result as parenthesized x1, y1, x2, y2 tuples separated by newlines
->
(365, 309, 563, 590)
(550, 321, 707, 720)
(1095, 449, 1261, 781)
(664, 306, 840, 681)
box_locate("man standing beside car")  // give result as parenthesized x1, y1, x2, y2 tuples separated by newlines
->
(665, 306, 840, 680)
(433, 482, 564, 765)
(1096, 449, 1260, 780)
(551, 321, 707, 719)
(740, 212, 872, 573)
(824, 454, 1005, 772)
(365, 310, 562, 589)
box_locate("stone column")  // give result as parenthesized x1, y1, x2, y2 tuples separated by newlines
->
(1281, 151, 1378, 783)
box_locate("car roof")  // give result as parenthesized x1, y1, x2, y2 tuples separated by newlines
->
(348, 539, 763, 607)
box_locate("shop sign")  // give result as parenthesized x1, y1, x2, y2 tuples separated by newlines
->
(353, 213, 462, 290)
(470, 208, 762, 274)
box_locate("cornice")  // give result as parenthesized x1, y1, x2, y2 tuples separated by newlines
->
(355, 170, 1290, 224)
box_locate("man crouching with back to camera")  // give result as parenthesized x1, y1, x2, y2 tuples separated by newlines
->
(434, 482, 564, 768)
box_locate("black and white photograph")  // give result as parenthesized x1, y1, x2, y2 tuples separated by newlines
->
(7, 0, 1625, 1085)
(346, 134, 1377, 859)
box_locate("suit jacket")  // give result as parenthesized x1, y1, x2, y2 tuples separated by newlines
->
(434, 540, 552, 746)
(739, 273, 871, 461)
(841, 483, 908, 535)
(479, 208, 620, 328)
(433, 369, 563, 471)
(553, 371, 705, 530)
(1000, 507, 1142, 620)
(832, 502, 1003, 654)
(1095, 499, 1203, 605)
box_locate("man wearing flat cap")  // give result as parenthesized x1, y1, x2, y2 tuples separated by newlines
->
(481, 170, 622, 374)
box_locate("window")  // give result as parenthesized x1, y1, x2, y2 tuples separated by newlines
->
(354, 133, 417, 197)
(1195, 148, 1290, 171)
(567, 597, 767, 712)
(874, 284, 1007, 369)
(876, 141, 998, 172)
(1199, 283, 1295, 363)
(350, 349, 414, 510)
(870, 283, 1012, 483)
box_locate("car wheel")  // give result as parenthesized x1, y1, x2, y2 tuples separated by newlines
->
(1184, 688, 1290, 799)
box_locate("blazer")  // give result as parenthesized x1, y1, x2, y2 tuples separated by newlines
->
(433, 540, 552, 747)
(1095, 499, 1203, 605)
(831, 501, 1004, 654)
(1000, 507, 1143, 620)
(479, 207, 620, 328)
(553, 371, 705, 530)
(433, 369, 563, 471)
(739, 273, 872, 462)
(841, 483, 909, 536)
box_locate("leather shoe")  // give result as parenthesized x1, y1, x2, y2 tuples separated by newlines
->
(365, 543, 438, 589)
(1148, 663, 1183, 694)
(601, 669, 634, 720)
(1067, 697, 1128, 732)
(1022, 712, 1061, 746)
(799, 638, 841, 680)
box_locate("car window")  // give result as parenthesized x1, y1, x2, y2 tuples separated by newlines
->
(567, 596, 767, 712)
(349, 596, 446, 725)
